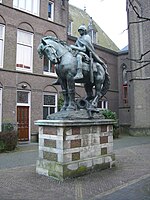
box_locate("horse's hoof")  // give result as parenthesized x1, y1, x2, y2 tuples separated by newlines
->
(66, 106, 76, 111)
(60, 107, 67, 111)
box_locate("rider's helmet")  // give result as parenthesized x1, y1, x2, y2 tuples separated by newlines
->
(78, 25, 87, 33)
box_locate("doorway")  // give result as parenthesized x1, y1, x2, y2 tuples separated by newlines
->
(17, 90, 30, 141)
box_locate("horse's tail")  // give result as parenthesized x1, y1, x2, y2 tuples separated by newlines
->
(101, 72, 110, 97)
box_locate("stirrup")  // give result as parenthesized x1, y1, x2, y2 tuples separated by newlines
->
(74, 74, 83, 80)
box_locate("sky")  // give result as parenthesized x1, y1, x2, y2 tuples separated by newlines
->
(69, 0, 128, 50)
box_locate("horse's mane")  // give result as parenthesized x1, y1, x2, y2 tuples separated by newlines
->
(42, 36, 68, 48)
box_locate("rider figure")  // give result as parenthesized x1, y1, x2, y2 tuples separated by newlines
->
(71, 24, 106, 80)
(52, 24, 106, 85)
(70, 25, 91, 80)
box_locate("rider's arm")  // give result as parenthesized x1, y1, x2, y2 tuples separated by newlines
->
(70, 44, 86, 52)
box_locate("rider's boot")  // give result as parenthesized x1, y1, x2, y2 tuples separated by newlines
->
(52, 78, 60, 85)
(74, 68, 83, 80)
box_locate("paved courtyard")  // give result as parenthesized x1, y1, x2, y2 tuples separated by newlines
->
(0, 135, 150, 200)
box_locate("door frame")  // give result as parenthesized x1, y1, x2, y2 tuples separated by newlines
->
(0, 88, 2, 132)
(17, 90, 31, 141)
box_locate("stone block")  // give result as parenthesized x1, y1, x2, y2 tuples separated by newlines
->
(43, 126, 57, 135)
(101, 125, 107, 132)
(101, 147, 107, 155)
(72, 127, 80, 135)
(81, 127, 90, 134)
(79, 160, 93, 168)
(44, 139, 56, 148)
(71, 139, 81, 148)
(72, 152, 80, 161)
(100, 136, 108, 144)
(43, 151, 57, 161)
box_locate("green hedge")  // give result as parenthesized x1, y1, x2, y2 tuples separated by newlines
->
(102, 109, 119, 138)
(0, 123, 18, 152)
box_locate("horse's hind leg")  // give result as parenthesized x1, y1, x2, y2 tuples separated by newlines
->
(92, 72, 103, 107)
(84, 83, 94, 101)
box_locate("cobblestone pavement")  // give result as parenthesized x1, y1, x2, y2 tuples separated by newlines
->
(0, 136, 150, 200)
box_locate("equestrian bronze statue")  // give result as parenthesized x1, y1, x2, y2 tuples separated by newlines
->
(37, 25, 110, 113)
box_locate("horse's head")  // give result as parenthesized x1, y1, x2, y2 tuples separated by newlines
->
(37, 38, 58, 64)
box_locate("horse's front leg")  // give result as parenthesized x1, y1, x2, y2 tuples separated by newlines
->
(59, 79, 69, 111)
(66, 74, 76, 111)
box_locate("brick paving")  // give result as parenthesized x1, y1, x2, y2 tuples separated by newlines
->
(0, 136, 150, 200)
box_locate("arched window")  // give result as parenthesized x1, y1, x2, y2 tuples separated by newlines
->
(122, 64, 128, 105)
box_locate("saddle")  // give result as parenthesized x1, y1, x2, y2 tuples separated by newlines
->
(72, 51, 97, 73)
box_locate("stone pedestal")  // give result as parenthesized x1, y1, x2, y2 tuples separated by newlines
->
(35, 119, 115, 181)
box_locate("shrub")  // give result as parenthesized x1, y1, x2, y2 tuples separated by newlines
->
(58, 95, 64, 111)
(102, 109, 119, 138)
(0, 123, 18, 152)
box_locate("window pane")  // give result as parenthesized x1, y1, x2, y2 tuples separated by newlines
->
(44, 57, 49, 72)
(23, 45, 32, 67)
(50, 107, 55, 114)
(44, 95, 55, 105)
(0, 25, 4, 68)
(33, 0, 39, 15)
(19, 0, 25, 9)
(13, 0, 18, 7)
(18, 30, 32, 45)
(16, 30, 33, 70)
(17, 91, 28, 103)
(0, 40, 3, 66)
(0, 26, 3, 38)
(48, 2, 52, 18)
(26, 0, 32, 12)
(43, 107, 48, 119)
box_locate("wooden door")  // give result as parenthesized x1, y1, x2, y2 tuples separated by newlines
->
(17, 106, 29, 141)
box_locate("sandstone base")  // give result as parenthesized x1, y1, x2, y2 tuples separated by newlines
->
(35, 119, 115, 181)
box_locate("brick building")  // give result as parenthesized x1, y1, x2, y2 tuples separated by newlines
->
(1, 0, 147, 142)
(126, 0, 150, 135)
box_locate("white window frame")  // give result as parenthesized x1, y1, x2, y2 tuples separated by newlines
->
(13, 0, 40, 16)
(43, 93, 57, 119)
(48, 1, 54, 21)
(0, 88, 2, 132)
(68, 21, 73, 35)
(0, 24, 5, 68)
(17, 90, 31, 107)
(99, 100, 108, 109)
(91, 30, 97, 44)
(16, 30, 33, 73)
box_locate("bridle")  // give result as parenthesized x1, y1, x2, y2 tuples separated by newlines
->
(42, 43, 68, 64)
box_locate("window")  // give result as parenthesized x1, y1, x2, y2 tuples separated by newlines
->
(48, 1, 54, 21)
(122, 64, 128, 105)
(16, 30, 33, 72)
(0, 25, 5, 68)
(0, 0, 2, 3)
(0, 88, 2, 132)
(68, 21, 72, 35)
(98, 100, 108, 109)
(61, 0, 65, 7)
(43, 57, 57, 76)
(88, 30, 97, 44)
(17, 91, 30, 105)
(43, 93, 57, 119)
(123, 85, 128, 104)
(13, 0, 40, 16)
(92, 31, 97, 44)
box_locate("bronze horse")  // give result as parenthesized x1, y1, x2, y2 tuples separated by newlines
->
(37, 36, 110, 111)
